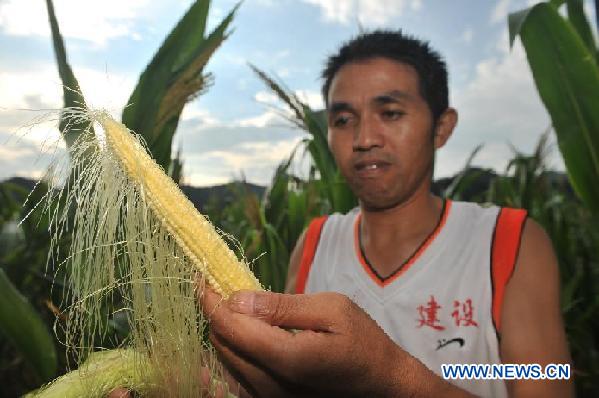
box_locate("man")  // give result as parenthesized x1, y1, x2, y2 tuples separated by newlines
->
(203, 30, 573, 397)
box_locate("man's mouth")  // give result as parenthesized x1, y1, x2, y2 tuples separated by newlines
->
(354, 160, 391, 176)
(363, 164, 380, 170)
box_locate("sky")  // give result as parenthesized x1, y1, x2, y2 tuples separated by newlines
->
(0, 0, 596, 187)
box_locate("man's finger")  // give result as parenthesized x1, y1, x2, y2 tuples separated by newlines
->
(208, 294, 335, 383)
(211, 332, 287, 398)
(197, 279, 225, 319)
(197, 284, 349, 380)
(196, 281, 299, 384)
(107, 388, 131, 398)
(227, 290, 349, 332)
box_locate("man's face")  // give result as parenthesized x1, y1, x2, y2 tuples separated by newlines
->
(327, 57, 438, 211)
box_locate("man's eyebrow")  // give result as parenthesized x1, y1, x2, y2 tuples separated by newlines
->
(373, 90, 413, 105)
(328, 102, 354, 114)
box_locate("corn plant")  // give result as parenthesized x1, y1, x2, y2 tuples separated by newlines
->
(205, 66, 358, 292)
(509, 0, 599, 216)
(25, 111, 261, 397)
(249, 65, 357, 215)
(508, 3, 599, 394)
(207, 160, 320, 292)
(0, 181, 59, 395)
(0, 0, 240, 394)
(445, 133, 599, 396)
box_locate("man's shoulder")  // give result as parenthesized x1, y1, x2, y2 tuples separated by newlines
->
(446, 200, 502, 226)
(449, 199, 499, 211)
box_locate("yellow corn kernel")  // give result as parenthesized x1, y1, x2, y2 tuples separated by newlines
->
(97, 111, 262, 298)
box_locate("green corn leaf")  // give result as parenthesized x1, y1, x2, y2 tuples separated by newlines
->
(444, 144, 483, 199)
(45, 0, 94, 148)
(0, 269, 57, 382)
(509, 2, 599, 215)
(508, 7, 535, 48)
(566, 0, 597, 56)
(122, 1, 239, 171)
(249, 65, 357, 213)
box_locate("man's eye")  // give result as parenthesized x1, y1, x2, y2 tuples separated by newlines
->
(332, 115, 351, 127)
(382, 110, 405, 120)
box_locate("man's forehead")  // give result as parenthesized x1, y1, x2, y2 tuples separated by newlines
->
(329, 90, 414, 111)
(329, 89, 417, 110)
(327, 58, 420, 103)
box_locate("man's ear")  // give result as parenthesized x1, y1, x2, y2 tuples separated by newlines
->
(433, 107, 458, 149)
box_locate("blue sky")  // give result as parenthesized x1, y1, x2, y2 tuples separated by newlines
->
(1, 0, 594, 186)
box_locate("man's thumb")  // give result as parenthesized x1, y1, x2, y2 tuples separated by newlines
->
(227, 290, 335, 331)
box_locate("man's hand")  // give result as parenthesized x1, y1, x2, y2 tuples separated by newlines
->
(200, 287, 469, 398)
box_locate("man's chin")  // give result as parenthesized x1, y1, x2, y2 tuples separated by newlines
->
(358, 195, 405, 212)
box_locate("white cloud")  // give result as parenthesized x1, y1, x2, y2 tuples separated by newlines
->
(237, 109, 284, 128)
(490, 0, 511, 25)
(460, 28, 473, 44)
(76, 69, 137, 112)
(302, 0, 422, 26)
(254, 91, 280, 106)
(438, 39, 564, 178)
(222, 53, 248, 66)
(255, 0, 278, 6)
(0, 143, 36, 161)
(0, 63, 136, 122)
(0, 62, 136, 182)
(182, 172, 230, 187)
(0, 129, 67, 182)
(254, 89, 323, 110)
(273, 50, 290, 59)
(295, 89, 324, 110)
(276, 68, 291, 78)
(184, 137, 302, 186)
(0, 67, 62, 109)
(180, 104, 219, 126)
(0, 0, 150, 46)
(237, 78, 249, 91)
(0, 65, 65, 149)
(208, 140, 299, 170)
(490, 0, 545, 26)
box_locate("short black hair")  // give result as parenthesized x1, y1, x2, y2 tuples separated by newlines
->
(321, 30, 449, 122)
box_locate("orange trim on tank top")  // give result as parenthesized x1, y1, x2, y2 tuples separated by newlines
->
(353, 200, 452, 287)
(491, 208, 527, 333)
(295, 216, 328, 294)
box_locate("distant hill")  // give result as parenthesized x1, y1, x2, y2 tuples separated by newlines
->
(2, 176, 38, 193)
(180, 182, 265, 212)
(1, 176, 265, 213)
(2, 168, 573, 211)
(431, 167, 498, 198)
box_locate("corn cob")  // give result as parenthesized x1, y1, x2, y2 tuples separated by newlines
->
(27, 109, 253, 397)
(27, 349, 237, 398)
(26, 349, 152, 398)
(96, 111, 262, 299)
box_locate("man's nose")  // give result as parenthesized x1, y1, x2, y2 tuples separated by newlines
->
(353, 114, 383, 151)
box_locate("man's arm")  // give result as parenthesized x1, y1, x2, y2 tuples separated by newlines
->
(500, 219, 574, 397)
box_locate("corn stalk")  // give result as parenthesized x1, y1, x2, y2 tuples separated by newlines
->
(509, 0, 599, 216)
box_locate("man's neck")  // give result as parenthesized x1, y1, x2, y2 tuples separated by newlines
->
(359, 188, 445, 278)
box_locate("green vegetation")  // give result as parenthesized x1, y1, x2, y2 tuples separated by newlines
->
(509, 0, 599, 216)
(0, 0, 238, 395)
(0, 0, 597, 396)
(509, 2, 599, 393)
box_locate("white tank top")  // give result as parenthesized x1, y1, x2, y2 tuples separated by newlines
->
(295, 200, 527, 398)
